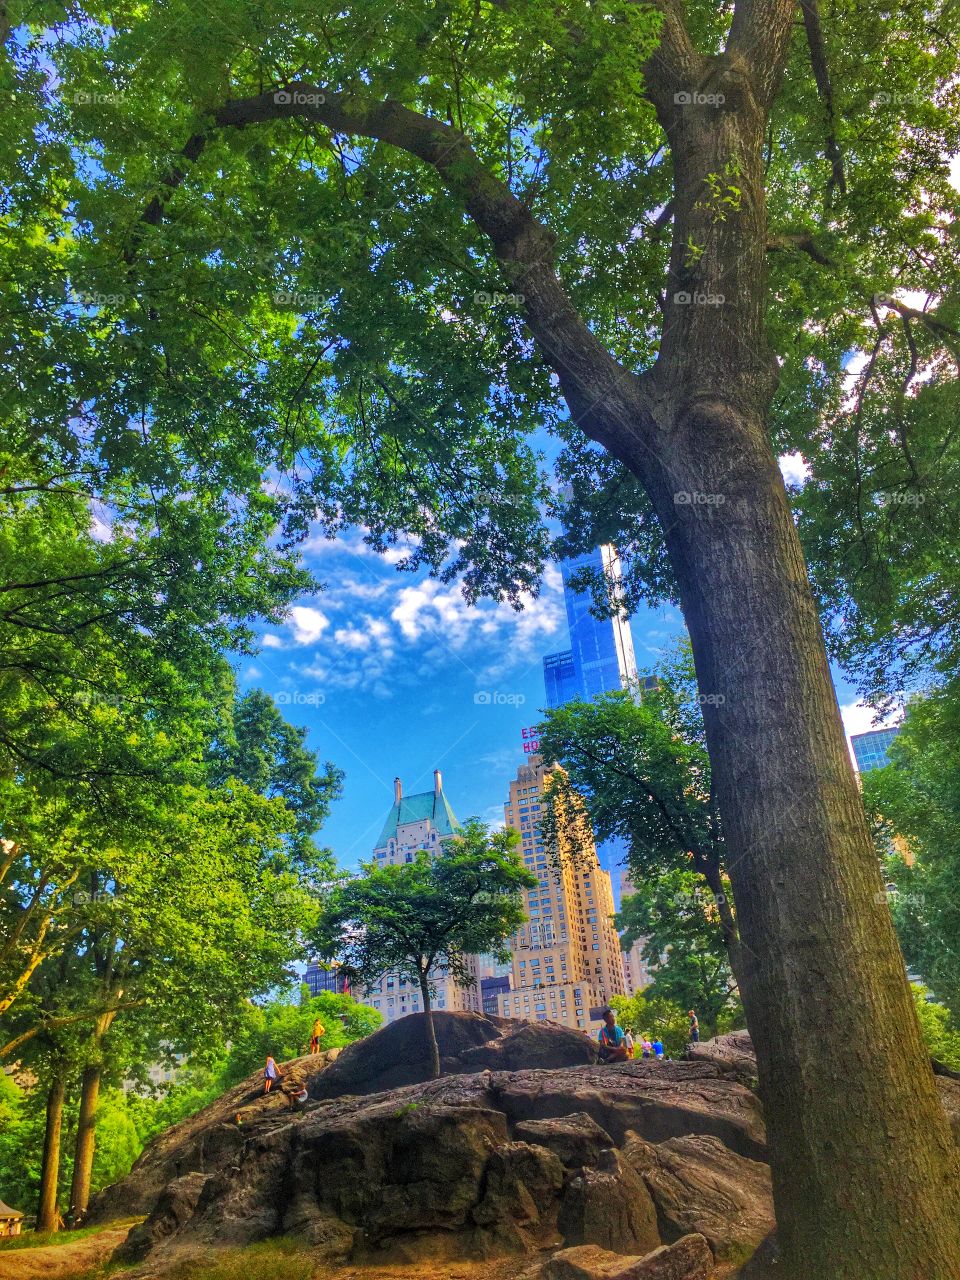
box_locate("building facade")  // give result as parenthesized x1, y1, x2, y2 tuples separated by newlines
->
(619, 871, 652, 995)
(496, 756, 626, 1031)
(481, 974, 511, 1015)
(361, 771, 482, 1024)
(542, 545, 639, 708)
(851, 726, 901, 773)
(303, 962, 351, 997)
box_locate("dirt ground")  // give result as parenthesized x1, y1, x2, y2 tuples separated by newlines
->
(0, 1223, 135, 1280)
(0, 1227, 739, 1280)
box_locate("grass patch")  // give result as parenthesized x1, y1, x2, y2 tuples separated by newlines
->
(0, 1222, 119, 1252)
(150, 1239, 317, 1280)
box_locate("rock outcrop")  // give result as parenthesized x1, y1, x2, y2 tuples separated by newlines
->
(103, 1015, 772, 1275)
(540, 1234, 714, 1279)
(88, 1047, 341, 1224)
(311, 1010, 598, 1099)
(624, 1134, 774, 1262)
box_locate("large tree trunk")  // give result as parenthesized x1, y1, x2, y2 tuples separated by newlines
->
(36, 1075, 65, 1233)
(418, 977, 441, 1080)
(614, 41, 960, 1275)
(640, 408, 960, 1277)
(69, 1063, 101, 1220)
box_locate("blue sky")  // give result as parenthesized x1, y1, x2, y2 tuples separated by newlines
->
(239, 508, 890, 875)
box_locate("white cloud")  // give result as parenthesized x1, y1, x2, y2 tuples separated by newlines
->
(260, 605, 330, 651)
(334, 626, 373, 652)
(779, 452, 810, 487)
(289, 606, 330, 645)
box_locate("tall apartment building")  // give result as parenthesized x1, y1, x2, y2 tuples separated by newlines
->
(361, 771, 482, 1024)
(619, 871, 652, 995)
(495, 755, 626, 1030)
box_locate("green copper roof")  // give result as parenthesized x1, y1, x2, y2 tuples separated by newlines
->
(375, 789, 461, 848)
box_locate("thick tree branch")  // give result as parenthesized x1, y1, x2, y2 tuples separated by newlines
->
(766, 230, 836, 266)
(727, 0, 799, 109)
(799, 0, 846, 203)
(132, 88, 652, 465)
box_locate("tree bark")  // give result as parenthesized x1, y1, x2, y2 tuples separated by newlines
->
(419, 976, 441, 1080)
(36, 1075, 65, 1233)
(69, 1063, 101, 1220)
(636, 403, 960, 1277)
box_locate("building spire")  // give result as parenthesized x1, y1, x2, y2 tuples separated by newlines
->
(394, 777, 402, 804)
(433, 768, 443, 795)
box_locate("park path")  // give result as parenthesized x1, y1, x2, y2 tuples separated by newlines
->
(0, 1222, 133, 1279)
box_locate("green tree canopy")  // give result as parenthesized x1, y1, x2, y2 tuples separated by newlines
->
(862, 688, 960, 1016)
(536, 642, 739, 965)
(314, 819, 534, 1077)
(618, 868, 741, 1034)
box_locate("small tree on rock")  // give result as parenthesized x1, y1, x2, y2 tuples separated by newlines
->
(315, 820, 534, 1079)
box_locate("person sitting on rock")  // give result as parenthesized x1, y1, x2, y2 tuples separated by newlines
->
(652, 1036, 665, 1060)
(597, 1009, 629, 1063)
(264, 1055, 283, 1093)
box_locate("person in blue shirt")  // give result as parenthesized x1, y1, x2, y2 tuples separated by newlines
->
(652, 1037, 665, 1059)
(597, 1009, 629, 1063)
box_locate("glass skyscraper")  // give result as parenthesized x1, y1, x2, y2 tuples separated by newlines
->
(541, 546, 640, 884)
(542, 546, 639, 707)
(851, 726, 901, 773)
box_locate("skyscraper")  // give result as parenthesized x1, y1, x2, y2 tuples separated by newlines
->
(851, 726, 901, 773)
(542, 544, 643, 889)
(619, 870, 652, 995)
(361, 771, 482, 1023)
(496, 756, 626, 1030)
(542, 546, 639, 708)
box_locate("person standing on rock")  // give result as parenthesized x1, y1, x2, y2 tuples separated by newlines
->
(652, 1036, 665, 1060)
(623, 1027, 635, 1058)
(597, 1008, 629, 1063)
(688, 1010, 700, 1044)
(264, 1055, 282, 1093)
(309, 1018, 325, 1054)
(640, 1035, 652, 1058)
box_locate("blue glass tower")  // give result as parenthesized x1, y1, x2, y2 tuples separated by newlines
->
(542, 547, 639, 708)
(541, 547, 639, 885)
(851, 726, 901, 773)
